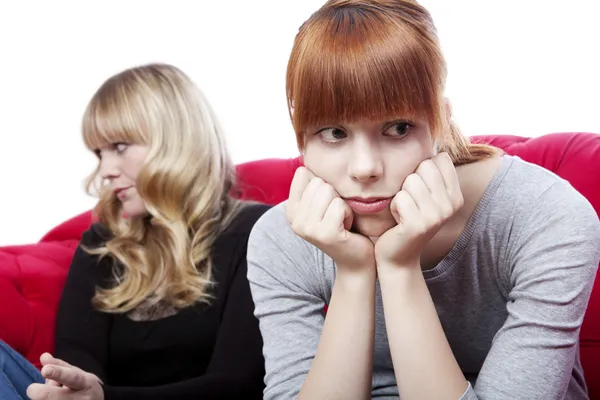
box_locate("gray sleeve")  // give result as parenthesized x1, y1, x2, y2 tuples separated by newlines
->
(470, 182, 600, 399)
(246, 205, 330, 400)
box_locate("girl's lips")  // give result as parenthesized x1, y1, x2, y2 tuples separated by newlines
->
(345, 197, 392, 214)
(114, 187, 131, 199)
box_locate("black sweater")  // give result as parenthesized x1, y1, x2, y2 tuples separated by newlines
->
(53, 203, 270, 399)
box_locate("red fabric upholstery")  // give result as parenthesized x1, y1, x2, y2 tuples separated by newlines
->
(1, 132, 598, 396)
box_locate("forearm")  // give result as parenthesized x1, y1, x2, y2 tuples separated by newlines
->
(378, 266, 468, 400)
(299, 268, 376, 400)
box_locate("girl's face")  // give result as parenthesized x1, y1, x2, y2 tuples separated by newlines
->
(96, 142, 150, 218)
(303, 117, 435, 238)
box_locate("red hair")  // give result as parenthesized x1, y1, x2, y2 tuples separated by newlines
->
(286, 0, 499, 165)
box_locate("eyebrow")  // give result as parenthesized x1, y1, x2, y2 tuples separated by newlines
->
(382, 118, 416, 126)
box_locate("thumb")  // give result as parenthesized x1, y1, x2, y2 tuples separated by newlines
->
(322, 197, 352, 231)
(26, 382, 52, 400)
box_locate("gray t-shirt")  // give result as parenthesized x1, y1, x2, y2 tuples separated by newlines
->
(247, 155, 600, 400)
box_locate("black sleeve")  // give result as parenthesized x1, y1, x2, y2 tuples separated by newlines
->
(53, 224, 112, 381)
(102, 206, 269, 400)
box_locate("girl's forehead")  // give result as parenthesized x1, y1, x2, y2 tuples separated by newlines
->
(84, 127, 131, 151)
(309, 113, 426, 129)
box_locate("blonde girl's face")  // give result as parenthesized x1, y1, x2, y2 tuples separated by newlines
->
(95, 142, 150, 218)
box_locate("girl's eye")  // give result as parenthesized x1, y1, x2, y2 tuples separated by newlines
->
(319, 128, 347, 142)
(114, 143, 129, 154)
(384, 122, 413, 137)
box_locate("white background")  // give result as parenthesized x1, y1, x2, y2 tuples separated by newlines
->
(1, 0, 598, 245)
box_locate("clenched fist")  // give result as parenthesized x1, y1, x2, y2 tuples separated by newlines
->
(285, 167, 376, 273)
(375, 153, 464, 269)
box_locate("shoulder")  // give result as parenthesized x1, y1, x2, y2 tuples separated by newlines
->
(250, 201, 290, 235)
(247, 202, 310, 251)
(79, 222, 112, 248)
(213, 202, 274, 258)
(65, 223, 115, 286)
(491, 156, 599, 270)
(245, 202, 333, 293)
(490, 155, 598, 227)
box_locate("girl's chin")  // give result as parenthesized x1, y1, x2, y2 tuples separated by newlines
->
(352, 214, 397, 238)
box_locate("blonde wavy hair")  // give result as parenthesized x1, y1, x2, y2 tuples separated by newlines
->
(82, 63, 243, 313)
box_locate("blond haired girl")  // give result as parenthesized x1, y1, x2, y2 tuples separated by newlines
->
(1, 63, 268, 400)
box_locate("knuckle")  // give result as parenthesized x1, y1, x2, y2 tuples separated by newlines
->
(412, 220, 428, 235)
(453, 192, 465, 208)
(52, 367, 63, 381)
(402, 174, 417, 189)
(290, 221, 305, 236)
(302, 225, 321, 242)
(441, 152, 453, 162)
(284, 205, 294, 221)
(310, 177, 324, 187)
(417, 159, 435, 173)
(330, 196, 342, 207)
(303, 225, 316, 238)
(406, 173, 418, 184)
(314, 232, 331, 246)
(295, 166, 309, 181)
(424, 213, 441, 228)
(67, 369, 77, 383)
(439, 202, 455, 219)
(324, 184, 337, 198)
(79, 372, 88, 386)
(397, 190, 411, 202)
(394, 190, 405, 200)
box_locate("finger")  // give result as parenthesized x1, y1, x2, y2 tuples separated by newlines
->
(27, 382, 61, 400)
(431, 153, 460, 194)
(415, 158, 458, 219)
(45, 378, 63, 387)
(42, 365, 88, 391)
(401, 173, 436, 213)
(431, 153, 464, 209)
(322, 197, 353, 232)
(285, 166, 314, 220)
(415, 158, 447, 200)
(307, 181, 340, 222)
(391, 190, 419, 224)
(294, 177, 329, 223)
(40, 353, 72, 368)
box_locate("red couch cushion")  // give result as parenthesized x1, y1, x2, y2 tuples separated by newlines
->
(1, 132, 598, 395)
(0, 240, 79, 368)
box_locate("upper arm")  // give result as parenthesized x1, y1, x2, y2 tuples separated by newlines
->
(54, 225, 112, 380)
(474, 183, 600, 398)
(246, 207, 329, 400)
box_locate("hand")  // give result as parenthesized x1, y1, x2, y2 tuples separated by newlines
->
(27, 353, 104, 400)
(375, 153, 464, 269)
(285, 166, 376, 272)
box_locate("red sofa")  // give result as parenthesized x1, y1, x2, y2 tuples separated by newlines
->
(1, 132, 599, 397)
